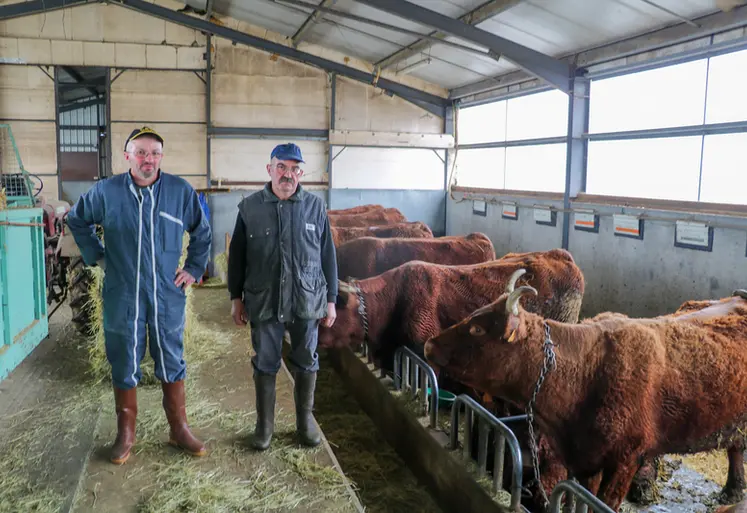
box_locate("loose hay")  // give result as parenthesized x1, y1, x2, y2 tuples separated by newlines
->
(0, 187, 6, 210)
(82, 232, 225, 384)
(136, 461, 308, 513)
(314, 354, 443, 513)
(681, 451, 741, 487)
(0, 383, 107, 513)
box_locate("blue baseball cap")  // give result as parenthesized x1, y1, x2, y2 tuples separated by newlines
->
(270, 142, 305, 163)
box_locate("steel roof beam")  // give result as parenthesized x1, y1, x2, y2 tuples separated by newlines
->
(111, 0, 448, 110)
(450, 5, 747, 100)
(291, 0, 337, 47)
(0, 0, 93, 20)
(354, 0, 574, 92)
(376, 0, 524, 71)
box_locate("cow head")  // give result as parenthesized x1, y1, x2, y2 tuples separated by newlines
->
(317, 279, 366, 349)
(423, 268, 538, 393)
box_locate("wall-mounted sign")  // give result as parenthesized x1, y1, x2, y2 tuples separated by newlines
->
(533, 206, 556, 227)
(675, 221, 713, 251)
(501, 202, 518, 220)
(472, 199, 487, 217)
(573, 209, 598, 233)
(613, 214, 643, 240)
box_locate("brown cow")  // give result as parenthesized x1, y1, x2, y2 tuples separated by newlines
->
(317, 249, 585, 374)
(331, 221, 433, 247)
(336, 233, 496, 280)
(424, 284, 747, 511)
(327, 204, 384, 215)
(328, 208, 407, 227)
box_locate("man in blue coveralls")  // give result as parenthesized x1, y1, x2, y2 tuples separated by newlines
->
(67, 126, 212, 465)
(227, 143, 338, 451)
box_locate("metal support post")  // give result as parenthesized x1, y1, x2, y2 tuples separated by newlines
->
(561, 73, 590, 250)
(327, 72, 336, 208)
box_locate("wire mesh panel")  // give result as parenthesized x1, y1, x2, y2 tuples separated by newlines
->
(0, 124, 33, 207)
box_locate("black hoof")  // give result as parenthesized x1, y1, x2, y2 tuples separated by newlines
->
(717, 487, 744, 506)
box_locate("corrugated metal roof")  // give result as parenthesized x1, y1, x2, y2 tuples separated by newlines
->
(211, 0, 732, 91)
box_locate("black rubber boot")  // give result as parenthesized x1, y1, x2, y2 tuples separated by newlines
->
(294, 371, 322, 447)
(251, 371, 276, 451)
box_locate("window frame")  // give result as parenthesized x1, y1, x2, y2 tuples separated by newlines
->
(453, 44, 747, 215)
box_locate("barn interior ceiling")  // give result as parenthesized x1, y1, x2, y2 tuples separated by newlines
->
(1, 0, 746, 108)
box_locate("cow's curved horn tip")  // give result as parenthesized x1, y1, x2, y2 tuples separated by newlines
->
(733, 289, 747, 300)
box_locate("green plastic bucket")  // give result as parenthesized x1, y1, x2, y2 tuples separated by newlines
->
(426, 387, 457, 409)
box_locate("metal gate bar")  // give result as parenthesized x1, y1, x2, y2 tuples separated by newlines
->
(550, 480, 617, 513)
(449, 394, 524, 511)
(393, 346, 439, 428)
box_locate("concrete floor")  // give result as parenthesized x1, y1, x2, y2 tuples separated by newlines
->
(0, 287, 361, 513)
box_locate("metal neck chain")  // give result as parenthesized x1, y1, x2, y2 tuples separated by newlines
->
(352, 282, 369, 342)
(525, 322, 558, 510)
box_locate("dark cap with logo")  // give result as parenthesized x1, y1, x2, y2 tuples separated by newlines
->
(270, 142, 304, 163)
(124, 126, 164, 151)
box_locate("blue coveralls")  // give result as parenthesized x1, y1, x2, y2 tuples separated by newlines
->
(66, 171, 212, 390)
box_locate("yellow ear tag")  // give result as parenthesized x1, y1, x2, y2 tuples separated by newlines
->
(507, 330, 517, 343)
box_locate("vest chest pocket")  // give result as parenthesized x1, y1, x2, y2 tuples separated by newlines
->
(245, 224, 278, 285)
(159, 211, 184, 252)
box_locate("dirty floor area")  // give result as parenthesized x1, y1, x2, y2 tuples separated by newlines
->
(0, 287, 359, 513)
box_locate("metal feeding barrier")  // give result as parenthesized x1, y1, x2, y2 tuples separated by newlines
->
(393, 346, 440, 428)
(550, 480, 617, 513)
(450, 394, 525, 512)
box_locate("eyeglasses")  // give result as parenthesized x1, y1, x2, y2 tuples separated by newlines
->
(130, 149, 163, 159)
(275, 162, 302, 175)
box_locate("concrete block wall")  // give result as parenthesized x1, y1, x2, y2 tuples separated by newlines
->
(0, 0, 451, 275)
(447, 189, 747, 319)
(0, 65, 58, 201)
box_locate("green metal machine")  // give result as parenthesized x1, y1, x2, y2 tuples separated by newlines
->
(0, 124, 49, 383)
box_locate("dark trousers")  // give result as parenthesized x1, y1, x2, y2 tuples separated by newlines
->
(250, 316, 320, 375)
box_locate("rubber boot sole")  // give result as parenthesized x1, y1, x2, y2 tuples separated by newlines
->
(168, 438, 207, 457)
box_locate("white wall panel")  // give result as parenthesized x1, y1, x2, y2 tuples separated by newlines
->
(331, 147, 444, 190)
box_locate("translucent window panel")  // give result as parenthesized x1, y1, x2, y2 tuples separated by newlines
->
(705, 49, 747, 124)
(699, 133, 747, 205)
(504, 144, 567, 193)
(332, 147, 444, 190)
(586, 137, 702, 201)
(453, 148, 506, 189)
(505, 90, 569, 141)
(456, 101, 507, 145)
(589, 60, 708, 133)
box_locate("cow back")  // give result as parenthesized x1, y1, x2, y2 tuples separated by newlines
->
(337, 233, 496, 280)
(328, 204, 384, 216)
(331, 221, 433, 247)
(328, 208, 407, 227)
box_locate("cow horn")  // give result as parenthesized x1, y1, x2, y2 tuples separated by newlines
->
(506, 268, 527, 293)
(506, 285, 538, 316)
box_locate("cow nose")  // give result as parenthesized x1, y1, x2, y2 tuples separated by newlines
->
(424, 339, 450, 367)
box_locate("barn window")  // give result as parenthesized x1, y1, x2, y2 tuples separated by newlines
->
(586, 137, 702, 202)
(456, 100, 507, 145)
(588, 59, 708, 133)
(699, 134, 747, 205)
(704, 48, 747, 125)
(455, 89, 568, 192)
(586, 48, 747, 206)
